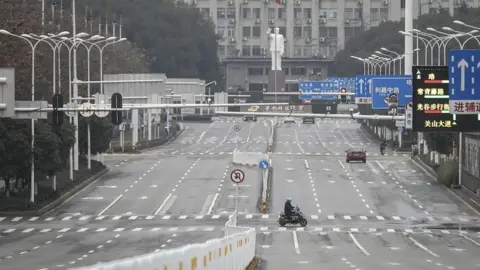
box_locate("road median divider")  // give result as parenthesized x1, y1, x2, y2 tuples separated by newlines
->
(267, 118, 277, 153)
(232, 152, 269, 167)
(73, 213, 256, 270)
(260, 166, 273, 214)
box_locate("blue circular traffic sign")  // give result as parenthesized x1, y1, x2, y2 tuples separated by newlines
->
(259, 160, 269, 169)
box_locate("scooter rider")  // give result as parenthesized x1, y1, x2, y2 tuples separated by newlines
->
(380, 140, 387, 152)
(284, 197, 295, 220)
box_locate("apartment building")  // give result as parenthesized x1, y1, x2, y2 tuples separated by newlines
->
(194, 0, 480, 93)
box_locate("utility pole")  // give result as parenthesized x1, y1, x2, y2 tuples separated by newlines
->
(119, 15, 123, 38)
(404, 0, 413, 76)
(41, 0, 45, 34)
(72, 0, 80, 171)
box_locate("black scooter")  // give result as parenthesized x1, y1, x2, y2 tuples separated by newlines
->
(278, 206, 308, 227)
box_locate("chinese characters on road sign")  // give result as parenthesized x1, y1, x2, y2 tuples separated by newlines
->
(451, 101, 480, 113)
(243, 105, 307, 113)
(412, 66, 480, 132)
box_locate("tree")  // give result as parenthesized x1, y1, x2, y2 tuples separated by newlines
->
(77, 0, 222, 91)
(329, 8, 480, 76)
(78, 115, 114, 156)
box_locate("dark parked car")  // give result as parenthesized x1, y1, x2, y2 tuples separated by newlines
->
(345, 148, 367, 163)
(302, 116, 315, 124)
(244, 115, 257, 122)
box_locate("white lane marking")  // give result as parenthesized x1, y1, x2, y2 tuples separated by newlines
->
(196, 131, 206, 144)
(98, 194, 123, 216)
(200, 194, 215, 215)
(349, 232, 370, 256)
(207, 193, 219, 215)
(408, 236, 439, 257)
(304, 160, 309, 169)
(292, 231, 301, 255)
(294, 129, 305, 153)
(154, 193, 174, 215)
(460, 234, 480, 246)
(375, 160, 385, 170)
(337, 160, 345, 169)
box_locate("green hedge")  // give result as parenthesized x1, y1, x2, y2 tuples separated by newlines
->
(436, 160, 458, 186)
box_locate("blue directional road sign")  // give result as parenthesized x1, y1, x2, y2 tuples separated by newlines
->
(371, 75, 412, 110)
(259, 160, 269, 169)
(355, 75, 374, 104)
(448, 49, 480, 114)
(299, 81, 336, 100)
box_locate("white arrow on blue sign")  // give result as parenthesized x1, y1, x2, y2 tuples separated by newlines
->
(449, 49, 480, 114)
(259, 160, 269, 169)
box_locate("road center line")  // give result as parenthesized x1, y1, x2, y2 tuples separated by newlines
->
(408, 236, 439, 257)
(294, 129, 305, 153)
(98, 194, 123, 216)
(348, 232, 370, 256)
(304, 160, 309, 169)
(337, 160, 345, 169)
(292, 231, 301, 255)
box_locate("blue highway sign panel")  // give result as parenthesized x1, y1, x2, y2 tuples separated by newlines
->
(259, 160, 269, 169)
(371, 75, 412, 110)
(299, 81, 336, 100)
(355, 75, 374, 104)
(448, 49, 480, 114)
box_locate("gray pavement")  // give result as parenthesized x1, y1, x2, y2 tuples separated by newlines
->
(2, 117, 480, 269)
(0, 118, 269, 269)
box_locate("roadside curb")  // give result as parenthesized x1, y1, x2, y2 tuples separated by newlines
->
(0, 167, 110, 217)
(412, 156, 437, 178)
(137, 127, 185, 153)
(261, 167, 272, 214)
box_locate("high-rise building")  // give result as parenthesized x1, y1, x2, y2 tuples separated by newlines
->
(193, 0, 479, 94)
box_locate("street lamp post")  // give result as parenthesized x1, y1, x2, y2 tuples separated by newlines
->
(350, 56, 368, 75)
(204, 80, 217, 115)
(98, 38, 127, 94)
(0, 29, 68, 203)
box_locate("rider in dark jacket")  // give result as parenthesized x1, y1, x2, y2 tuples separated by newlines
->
(284, 198, 295, 219)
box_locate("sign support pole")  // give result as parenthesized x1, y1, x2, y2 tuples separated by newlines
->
(458, 132, 463, 186)
(234, 184, 239, 221)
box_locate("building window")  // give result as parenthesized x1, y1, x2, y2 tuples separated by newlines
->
(227, 26, 235, 37)
(227, 45, 237, 57)
(354, 8, 362, 20)
(345, 27, 355, 39)
(252, 26, 261, 37)
(217, 26, 226, 38)
(226, 8, 236, 19)
(278, 8, 286, 19)
(242, 45, 251, 56)
(268, 8, 275, 19)
(279, 27, 286, 36)
(242, 8, 251, 19)
(253, 8, 261, 19)
(248, 67, 263, 75)
(303, 27, 312, 39)
(303, 47, 312, 57)
(294, 27, 302, 38)
(217, 8, 226, 19)
(319, 27, 337, 38)
(291, 67, 306, 75)
(294, 8, 302, 19)
(379, 8, 388, 20)
(344, 8, 353, 20)
(243, 26, 251, 37)
(370, 8, 378, 21)
(303, 8, 311, 19)
(329, 9, 337, 19)
(217, 45, 225, 58)
(293, 47, 302, 57)
(249, 83, 264, 91)
(401, 0, 405, 9)
(252, 45, 261, 56)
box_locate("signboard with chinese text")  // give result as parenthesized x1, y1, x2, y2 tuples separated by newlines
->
(371, 75, 412, 110)
(299, 81, 336, 100)
(412, 66, 480, 132)
(448, 49, 480, 114)
(240, 104, 312, 113)
(355, 75, 373, 104)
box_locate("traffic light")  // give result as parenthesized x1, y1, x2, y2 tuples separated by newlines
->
(111, 93, 123, 125)
(52, 93, 64, 126)
(340, 88, 347, 103)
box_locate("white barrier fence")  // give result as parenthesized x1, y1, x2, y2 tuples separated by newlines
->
(232, 151, 269, 167)
(72, 213, 256, 270)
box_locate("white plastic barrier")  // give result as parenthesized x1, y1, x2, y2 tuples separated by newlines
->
(232, 151, 269, 167)
(71, 227, 256, 270)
